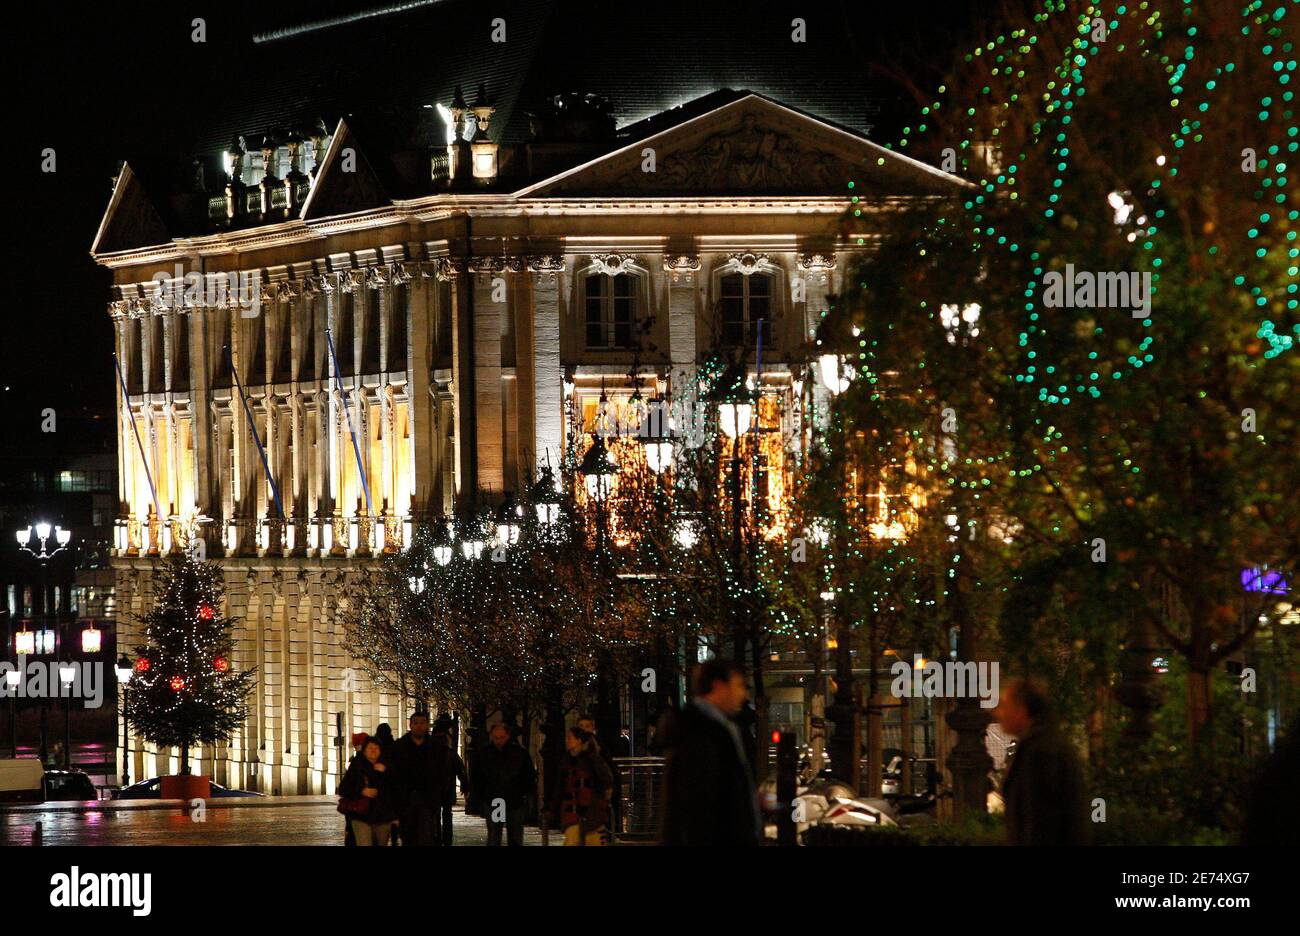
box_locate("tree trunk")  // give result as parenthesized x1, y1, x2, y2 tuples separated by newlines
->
(1186, 665, 1212, 743)
(180, 743, 190, 776)
(828, 621, 859, 789)
(1116, 613, 1158, 744)
(750, 636, 769, 783)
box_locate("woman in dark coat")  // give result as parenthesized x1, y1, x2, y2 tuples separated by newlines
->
(553, 727, 614, 846)
(339, 737, 400, 846)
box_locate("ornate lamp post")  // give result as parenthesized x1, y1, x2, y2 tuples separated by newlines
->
(114, 655, 133, 785)
(16, 521, 72, 767)
(937, 302, 993, 818)
(16, 523, 72, 561)
(579, 434, 618, 505)
(58, 658, 77, 768)
(5, 662, 20, 758)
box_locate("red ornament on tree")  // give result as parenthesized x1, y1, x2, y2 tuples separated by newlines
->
(169, 676, 186, 692)
(134, 657, 151, 673)
(213, 655, 230, 673)
(197, 603, 215, 621)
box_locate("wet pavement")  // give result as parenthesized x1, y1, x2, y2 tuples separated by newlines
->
(0, 800, 556, 846)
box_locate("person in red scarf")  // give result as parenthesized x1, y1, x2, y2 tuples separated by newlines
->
(553, 727, 614, 846)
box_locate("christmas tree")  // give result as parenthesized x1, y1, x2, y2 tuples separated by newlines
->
(126, 555, 254, 776)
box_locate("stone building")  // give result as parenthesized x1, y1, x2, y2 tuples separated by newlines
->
(91, 2, 959, 794)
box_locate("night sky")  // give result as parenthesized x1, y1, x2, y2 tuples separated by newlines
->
(3, 0, 976, 453)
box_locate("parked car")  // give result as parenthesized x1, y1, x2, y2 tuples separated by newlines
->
(43, 769, 99, 801)
(111, 777, 264, 800)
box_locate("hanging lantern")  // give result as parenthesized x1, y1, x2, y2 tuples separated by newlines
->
(169, 675, 186, 692)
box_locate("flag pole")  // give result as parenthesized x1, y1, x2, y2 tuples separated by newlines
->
(325, 327, 375, 517)
(225, 346, 286, 521)
(113, 352, 163, 523)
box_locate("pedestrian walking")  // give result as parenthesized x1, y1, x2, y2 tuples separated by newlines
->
(995, 677, 1088, 846)
(554, 727, 614, 846)
(338, 737, 400, 846)
(660, 659, 762, 846)
(373, 722, 396, 757)
(389, 711, 446, 846)
(432, 715, 468, 845)
(472, 722, 535, 846)
(344, 731, 368, 847)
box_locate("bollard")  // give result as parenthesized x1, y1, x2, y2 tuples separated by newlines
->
(32, 820, 42, 846)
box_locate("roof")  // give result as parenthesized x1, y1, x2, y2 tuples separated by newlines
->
(193, 0, 896, 155)
(93, 0, 950, 254)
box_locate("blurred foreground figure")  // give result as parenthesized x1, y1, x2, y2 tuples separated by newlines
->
(1243, 727, 1300, 846)
(660, 659, 761, 846)
(995, 677, 1088, 846)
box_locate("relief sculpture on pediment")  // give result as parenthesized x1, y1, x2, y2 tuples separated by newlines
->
(637, 115, 844, 193)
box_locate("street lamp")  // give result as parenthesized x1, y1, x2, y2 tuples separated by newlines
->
(672, 518, 698, 550)
(58, 659, 76, 768)
(529, 464, 564, 528)
(717, 400, 753, 440)
(640, 395, 675, 475)
(817, 353, 854, 396)
(115, 654, 133, 786)
(81, 623, 102, 654)
(5, 663, 20, 758)
(580, 434, 618, 503)
(496, 498, 522, 547)
(16, 523, 72, 561)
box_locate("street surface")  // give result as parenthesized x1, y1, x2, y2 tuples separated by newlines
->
(0, 800, 555, 846)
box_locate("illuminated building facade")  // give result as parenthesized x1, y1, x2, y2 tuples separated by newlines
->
(91, 3, 958, 793)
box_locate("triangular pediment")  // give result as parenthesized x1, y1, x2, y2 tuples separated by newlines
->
(91, 163, 172, 254)
(300, 119, 390, 220)
(519, 94, 962, 199)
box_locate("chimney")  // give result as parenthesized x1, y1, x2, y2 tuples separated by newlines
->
(470, 82, 498, 181)
(447, 85, 472, 184)
(224, 136, 246, 221)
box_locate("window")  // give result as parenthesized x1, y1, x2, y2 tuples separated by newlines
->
(720, 273, 772, 347)
(585, 274, 638, 349)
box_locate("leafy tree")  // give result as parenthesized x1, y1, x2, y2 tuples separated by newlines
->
(826, 0, 1299, 745)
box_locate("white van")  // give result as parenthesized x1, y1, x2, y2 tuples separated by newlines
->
(0, 758, 45, 804)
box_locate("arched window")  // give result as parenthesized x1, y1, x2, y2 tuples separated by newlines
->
(720, 272, 772, 347)
(584, 272, 639, 349)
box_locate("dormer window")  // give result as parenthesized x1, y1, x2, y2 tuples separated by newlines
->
(585, 273, 639, 349)
(721, 272, 772, 347)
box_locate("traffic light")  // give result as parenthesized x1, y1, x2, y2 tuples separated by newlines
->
(774, 729, 798, 846)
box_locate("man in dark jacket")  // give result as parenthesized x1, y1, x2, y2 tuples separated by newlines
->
(660, 659, 761, 846)
(996, 677, 1088, 846)
(431, 715, 468, 845)
(389, 711, 446, 846)
(473, 723, 536, 846)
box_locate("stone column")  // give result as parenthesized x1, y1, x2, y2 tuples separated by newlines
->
(470, 258, 506, 496)
(441, 258, 474, 506)
(403, 259, 436, 517)
(529, 256, 565, 474)
(664, 253, 701, 400)
(800, 253, 837, 430)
